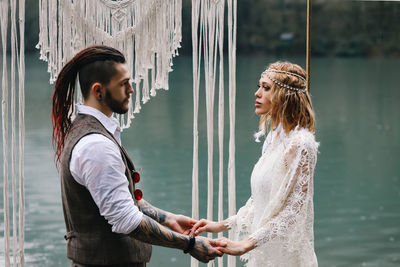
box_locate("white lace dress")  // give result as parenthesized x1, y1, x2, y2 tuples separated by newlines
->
(227, 125, 319, 267)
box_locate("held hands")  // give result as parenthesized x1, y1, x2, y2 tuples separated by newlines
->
(214, 237, 256, 256)
(189, 236, 227, 263)
(166, 215, 228, 262)
(167, 215, 255, 261)
(166, 214, 197, 235)
(190, 219, 227, 236)
(189, 218, 256, 257)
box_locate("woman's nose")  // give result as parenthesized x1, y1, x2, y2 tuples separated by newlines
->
(255, 87, 261, 97)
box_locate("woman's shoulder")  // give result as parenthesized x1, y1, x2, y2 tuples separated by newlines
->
(287, 126, 319, 152)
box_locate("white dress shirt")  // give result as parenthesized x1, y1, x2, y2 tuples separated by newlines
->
(70, 105, 143, 234)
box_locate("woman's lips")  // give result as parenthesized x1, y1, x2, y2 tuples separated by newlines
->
(255, 101, 261, 107)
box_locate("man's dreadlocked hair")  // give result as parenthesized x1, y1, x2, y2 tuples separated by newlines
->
(51, 45, 126, 165)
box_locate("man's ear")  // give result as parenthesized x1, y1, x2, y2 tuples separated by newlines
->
(91, 82, 103, 101)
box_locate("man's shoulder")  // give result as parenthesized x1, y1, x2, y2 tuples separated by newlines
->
(73, 133, 119, 155)
(66, 114, 112, 144)
(70, 114, 103, 131)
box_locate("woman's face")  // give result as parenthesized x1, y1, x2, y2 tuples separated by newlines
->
(254, 74, 273, 115)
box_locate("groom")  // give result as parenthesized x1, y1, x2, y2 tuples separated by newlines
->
(52, 45, 225, 266)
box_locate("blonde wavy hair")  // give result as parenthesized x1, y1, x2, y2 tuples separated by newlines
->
(259, 61, 315, 134)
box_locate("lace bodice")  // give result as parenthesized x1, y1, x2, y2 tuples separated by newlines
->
(227, 125, 319, 267)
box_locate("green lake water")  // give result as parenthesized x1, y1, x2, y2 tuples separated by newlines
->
(1, 54, 399, 266)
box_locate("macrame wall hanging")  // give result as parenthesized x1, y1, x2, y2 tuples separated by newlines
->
(191, 0, 237, 266)
(1, 0, 26, 266)
(36, 0, 182, 129)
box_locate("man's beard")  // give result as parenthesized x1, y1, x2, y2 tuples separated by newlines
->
(104, 89, 129, 115)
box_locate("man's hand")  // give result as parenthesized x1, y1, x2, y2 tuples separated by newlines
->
(189, 236, 227, 263)
(166, 214, 197, 235)
(190, 218, 227, 236)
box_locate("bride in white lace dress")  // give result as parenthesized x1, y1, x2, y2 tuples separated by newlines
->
(191, 62, 319, 267)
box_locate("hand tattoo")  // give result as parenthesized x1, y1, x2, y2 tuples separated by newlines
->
(191, 236, 224, 263)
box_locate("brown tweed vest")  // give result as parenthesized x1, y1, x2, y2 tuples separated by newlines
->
(60, 114, 152, 265)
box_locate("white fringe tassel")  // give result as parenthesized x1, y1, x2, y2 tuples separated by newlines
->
(191, 0, 236, 266)
(36, 0, 182, 129)
(1, 0, 26, 266)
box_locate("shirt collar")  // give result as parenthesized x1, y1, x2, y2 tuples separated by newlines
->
(76, 104, 121, 141)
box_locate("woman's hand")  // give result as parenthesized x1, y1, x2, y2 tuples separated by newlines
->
(216, 237, 256, 256)
(190, 219, 227, 236)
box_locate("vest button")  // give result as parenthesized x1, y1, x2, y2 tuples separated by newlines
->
(134, 189, 143, 200)
(133, 171, 141, 183)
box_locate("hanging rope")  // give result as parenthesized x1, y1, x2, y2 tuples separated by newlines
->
(227, 0, 237, 266)
(202, 2, 217, 253)
(1, 1, 11, 266)
(37, 0, 182, 129)
(18, 0, 26, 265)
(306, 0, 311, 92)
(1, 0, 26, 266)
(11, 1, 19, 265)
(191, 0, 201, 264)
(216, 2, 225, 267)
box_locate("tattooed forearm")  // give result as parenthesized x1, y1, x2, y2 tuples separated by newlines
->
(132, 214, 187, 249)
(132, 215, 221, 263)
(137, 199, 168, 224)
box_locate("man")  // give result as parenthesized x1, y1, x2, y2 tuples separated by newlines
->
(51, 45, 224, 266)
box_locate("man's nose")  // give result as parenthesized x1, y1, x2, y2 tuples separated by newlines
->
(127, 83, 134, 94)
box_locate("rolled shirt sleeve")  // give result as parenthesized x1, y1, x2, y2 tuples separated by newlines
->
(70, 133, 143, 234)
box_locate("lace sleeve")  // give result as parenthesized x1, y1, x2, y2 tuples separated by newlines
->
(225, 197, 255, 241)
(249, 137, 317, 246)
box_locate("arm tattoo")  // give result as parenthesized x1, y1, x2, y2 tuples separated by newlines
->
(132, 215, 214, 261)
(132, 214, 187, 249)
(137, 199, 167, 224)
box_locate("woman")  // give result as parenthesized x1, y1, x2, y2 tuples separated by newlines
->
(191, 62, 319, 266)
